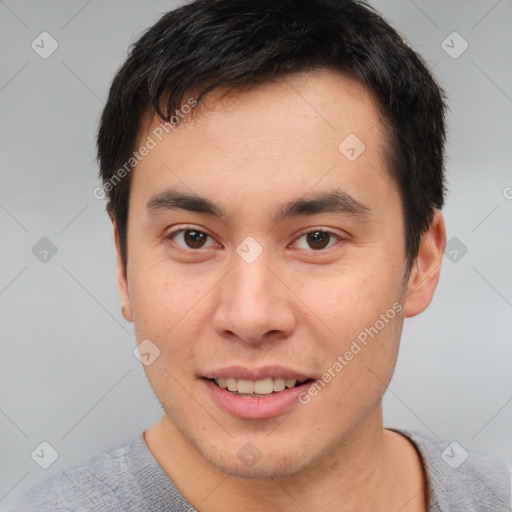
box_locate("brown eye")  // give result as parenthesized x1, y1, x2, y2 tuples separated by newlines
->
(183, 230, 207, 249)
(306, 231, 331, 250)
(168, 228, 214, 250)
(293, 229, 341, 251)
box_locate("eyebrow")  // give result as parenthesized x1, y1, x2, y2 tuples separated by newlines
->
(146, 187, 372, 222)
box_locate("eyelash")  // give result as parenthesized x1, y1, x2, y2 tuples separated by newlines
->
(165, 226, 344, 252)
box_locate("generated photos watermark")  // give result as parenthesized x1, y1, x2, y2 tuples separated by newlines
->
(298, 302, 403, 405)
(93, 97, 198, 200)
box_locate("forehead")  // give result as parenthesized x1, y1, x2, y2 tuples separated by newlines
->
(131, 68, 393, 218)
(140, 68, 382, 139)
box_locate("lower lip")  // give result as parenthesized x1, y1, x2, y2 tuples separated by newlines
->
(202, 378, 313, 419)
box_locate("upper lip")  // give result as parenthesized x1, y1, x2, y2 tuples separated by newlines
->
(202, 366, 314, 381)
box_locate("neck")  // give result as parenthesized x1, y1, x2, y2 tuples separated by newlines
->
(144, 406, 426, 512)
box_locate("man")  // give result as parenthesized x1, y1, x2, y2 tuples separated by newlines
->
(9, 0, 510, 510)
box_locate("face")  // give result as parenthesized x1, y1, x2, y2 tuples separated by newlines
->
(116, 69, 434, 478)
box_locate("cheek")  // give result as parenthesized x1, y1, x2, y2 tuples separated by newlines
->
(127, 259, 219, 371)
(299, 262, 404, 396)
(127, 261, 190, 339)
(301, 263, 402, 338)
(303, 312, 403, 433)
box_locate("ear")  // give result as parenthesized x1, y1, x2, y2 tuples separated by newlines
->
(404, 209, 446, 318)
(113, 221, 133, 323)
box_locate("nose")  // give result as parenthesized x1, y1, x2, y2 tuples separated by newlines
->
(212, 253, 297, 345)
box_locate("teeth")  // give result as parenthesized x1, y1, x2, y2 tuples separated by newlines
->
(254, 377, 274, 394)
(214, 377, 303, 394)
(237, 379, 255, 393)
(226, 377, 237, 392)
(273, 377, 285, 391)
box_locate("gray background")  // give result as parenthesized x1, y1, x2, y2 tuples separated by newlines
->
(1, 0, 511, 508)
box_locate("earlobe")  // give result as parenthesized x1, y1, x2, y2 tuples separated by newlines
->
(404, 209, 446, 318)
(113, 221, 133, 323)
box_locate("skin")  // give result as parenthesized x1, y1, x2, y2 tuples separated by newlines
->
(114, 68, 446, 511)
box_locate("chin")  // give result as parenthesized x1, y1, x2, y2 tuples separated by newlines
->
(200, 445, 310, 480)
(159, 394, 334, 480)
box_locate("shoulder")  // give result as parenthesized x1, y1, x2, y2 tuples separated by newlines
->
(6, 436, 146, 512)
(393, 428, 511, 512)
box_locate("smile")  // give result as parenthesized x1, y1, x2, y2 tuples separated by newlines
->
(211, 377, 310, 396)
(201, 367, 316, 419)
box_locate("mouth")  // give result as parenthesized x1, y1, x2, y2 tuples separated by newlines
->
(206, 377, 314, 397)
(201, 370, 316, 419)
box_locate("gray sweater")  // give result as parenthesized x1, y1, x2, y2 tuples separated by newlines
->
(6, 429, 511, 511)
